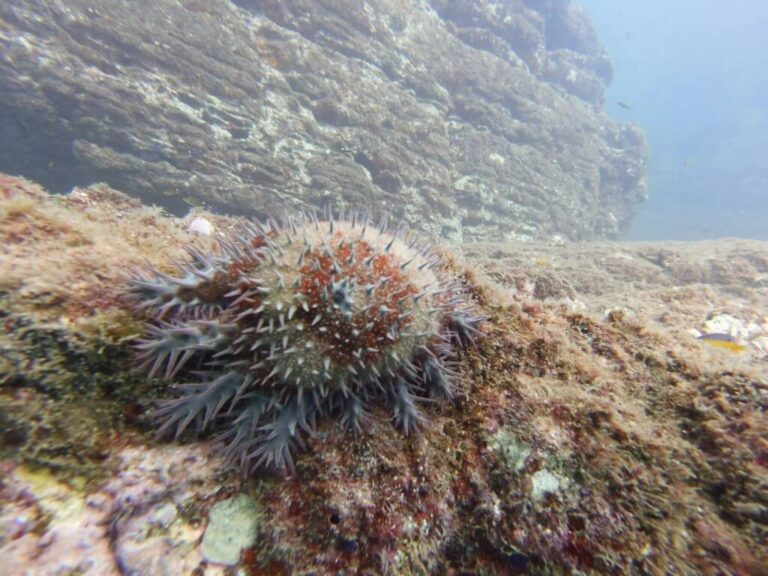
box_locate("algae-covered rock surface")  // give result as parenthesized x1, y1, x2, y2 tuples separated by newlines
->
(0, 0, 646, 242)
(1, 174, 766, 575)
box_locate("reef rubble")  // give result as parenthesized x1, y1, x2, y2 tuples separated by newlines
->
(1, 174, 766, 575)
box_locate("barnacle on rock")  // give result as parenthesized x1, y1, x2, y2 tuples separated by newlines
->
(130, 213, 483, 473)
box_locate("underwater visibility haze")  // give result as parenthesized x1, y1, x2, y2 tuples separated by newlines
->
(581, 0, 768, 240)
(0, 1, 766, 574)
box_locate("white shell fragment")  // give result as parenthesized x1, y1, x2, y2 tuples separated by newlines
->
(187, 216, 214, 236)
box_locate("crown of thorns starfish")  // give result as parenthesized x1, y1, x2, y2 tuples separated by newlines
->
(130, 212, 484, 472)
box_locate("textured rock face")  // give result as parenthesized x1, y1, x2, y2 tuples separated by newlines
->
(0, 0, 646, 240)
(1, 174, 766, 575)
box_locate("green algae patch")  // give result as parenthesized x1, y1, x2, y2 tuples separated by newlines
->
(201, 494, 263, 565)
(0, 176, 216, 482)
(0, 309, 150, 482)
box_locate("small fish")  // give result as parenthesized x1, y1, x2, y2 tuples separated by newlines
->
(337, 144, 356, 158)
(618, 101, 631, 110)
(697, 333, 747, 353)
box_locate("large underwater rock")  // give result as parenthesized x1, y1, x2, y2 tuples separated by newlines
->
(1, 174, 766, 574)
(0, 0, 645, 241)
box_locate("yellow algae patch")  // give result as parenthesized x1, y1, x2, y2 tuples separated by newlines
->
(13, 466, 86, 523)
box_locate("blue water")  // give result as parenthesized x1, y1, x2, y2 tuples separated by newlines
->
(579, 0, 768, 240)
